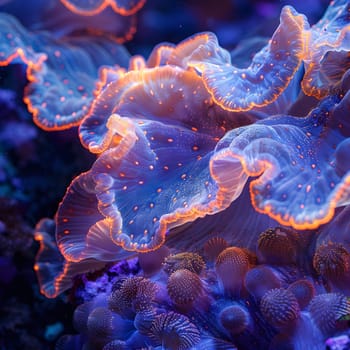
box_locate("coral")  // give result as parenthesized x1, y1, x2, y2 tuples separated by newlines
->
(219, 304, 251, 334)
(138, 245, 170, 275)
(244, 265, 282, 300)
(133, 308, 157, 335)
(287, 279, 316, 310)
(203, 236, 229, 263)
(215, 247, 250, 295)
(102, 340, 127, 350)
(60, 0, 145, 16)
(167, 269, 203, 307)
(256, 227, 299, 265)
(260, 288, 300, 329)
(0, 0, 141, 40)
(1, 0, 350, 349)
(188, 6, 308, 111)
(313, 242, 350, 280)
(163, 252, 206, 275)
(149, 311, 201, 350)
(108, 276, 157, 315)
(309, 293, 350, 336)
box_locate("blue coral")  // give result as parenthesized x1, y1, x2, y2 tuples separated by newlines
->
(0, 1, 350, 349)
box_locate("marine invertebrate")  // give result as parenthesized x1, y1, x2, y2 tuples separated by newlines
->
(2, 1, 350, 348)
(287, 279, 315, 310)
(301, 0, 350, 99)
(215, 247, 250, 295)
(166, 269, 203, 308)
(18, 4, 348, 320)
(0, 13, 129, 130)
(102, 340, 127, 350)
(163, 252, 206, 275)
(138, 245, 170, 276)
(313, 240, 350, 293)
(188, 6, 308, 111)
(27, 5, 348, 306)
(256, 227, 299, 265)
(308, 293, 350, 336)
(60, 0, 145, 16)
(203, 236, 229, 263)
(219, 304, 251, 335)
(133, 308, 157, 335)
(0, 0, 141, 39)
(108, 276, 157, 315)
(316, 205, 350, 276)
(260, 288, 300, 330)
(211, 70, 350, 230)
(313, 242, 350, 280)
(244, 265, 282, 300)
(86, 307, 133, 347)
(149, 311, 201, 350)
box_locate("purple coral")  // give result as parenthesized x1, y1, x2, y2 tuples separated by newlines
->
(0, 1, 350, 349)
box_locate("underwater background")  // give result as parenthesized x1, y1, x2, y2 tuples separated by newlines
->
(1, 0, 350, 349)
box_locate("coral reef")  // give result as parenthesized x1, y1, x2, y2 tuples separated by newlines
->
(0, 0, 350, 349)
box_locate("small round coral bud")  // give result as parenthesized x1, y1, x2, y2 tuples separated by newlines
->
(219, 304, 251, 334)
(257, 227, 298, 265)
(167, 269, 203, 307)
(244, 265, 281, 300)
(309, 292, 350, 336)
(287, 279, 315, 309)
(313, 242, 350, 280)
(260, 288, 300, 329)
(215, 247, 250, 295)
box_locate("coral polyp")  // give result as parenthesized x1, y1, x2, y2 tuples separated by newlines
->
(167, 269, 203, 307)
(149, 312, 201, 350)
(260, 288, 300, 330)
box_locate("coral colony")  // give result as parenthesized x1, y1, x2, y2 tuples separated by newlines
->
(1, 0, 350, 349)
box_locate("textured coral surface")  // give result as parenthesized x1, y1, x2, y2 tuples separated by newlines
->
(0, 0, 350, 349)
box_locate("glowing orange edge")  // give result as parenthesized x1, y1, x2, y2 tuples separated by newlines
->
(78, 69, 143, 153)
(301, 23, 350, 99)
(147, 44, 175, 67)
(60, 0, 146, 16)
(110, 146, 349, 253)
(234, 151, 350, 230)
(1, 47, 128, 131)
(167, 32, 214, 66)
(189, 7, 307, 112)
(0, 48, 86, 130)
(33, 229, 72, 298)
